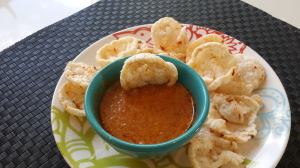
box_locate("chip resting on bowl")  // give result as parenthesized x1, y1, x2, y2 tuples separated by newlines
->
(120, 53, 178, 91)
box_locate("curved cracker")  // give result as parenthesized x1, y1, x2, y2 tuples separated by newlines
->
(186, 34, 226, 62)
(120, 53, 178, 91)
(58, 82, 86, 116)
(64, 61, 100, 88)
(187, 42, 238, 91)
(96, 36, 153, 67)
(151, 17, 188, 60)
(189, 127, 245, 168)
(211, 93, 262, 125)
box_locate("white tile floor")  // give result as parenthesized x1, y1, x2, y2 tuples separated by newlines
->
(0, 0, 97, 51)
(242, 0, 300, 29)
(1, 0, 299, 52)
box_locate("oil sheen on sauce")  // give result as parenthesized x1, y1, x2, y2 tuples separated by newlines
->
(99, 81, 195, 144)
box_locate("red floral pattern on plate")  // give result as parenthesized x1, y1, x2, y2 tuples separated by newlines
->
(112, 25, 247, 54)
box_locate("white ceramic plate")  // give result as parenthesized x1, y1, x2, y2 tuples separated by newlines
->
(51, 24, 291, 168)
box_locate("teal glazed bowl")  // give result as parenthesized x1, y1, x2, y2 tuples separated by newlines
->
(85, 55, 209, 159)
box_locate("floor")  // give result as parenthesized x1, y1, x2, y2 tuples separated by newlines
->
(0, 0, 299, 52)
(0, 0, 97, 51)
(242, 0, 300, 29)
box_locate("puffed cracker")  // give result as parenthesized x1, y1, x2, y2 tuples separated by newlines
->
(151, 17, 188, 61)
(211, 93, 262, 125)
(96, 36, 154, 67)
(58, 82, 86, 116)
(187, 42, 237, 91)
(64, 61, 100, 88)
(215, 54, 265, 95)
(206, 102, 257, 143)
(188, 127, 245, 168)
(186, 34, 226, 62)
(234, 54, 266, 89)
(215, 72, 253, 96)
(155, 50, 186, 62)
(120, 53, 178, 91)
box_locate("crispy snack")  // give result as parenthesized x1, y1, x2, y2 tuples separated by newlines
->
(208, 118, 257, 143)
(187, 42, 237, 91)
(186, 34, 226, 62)
(211, 93, 262, 125)
(188, 127, 245, 168)
(58, 82, 86, 116)
(206, 103, 256, 143)
(64, 61, 100, 88)
(216, 54, 265, 95)
(155, 50, 186, 62)
(120, 53, 178, 91)
(151, 17, 188, 61)
(96, 36, 154, 67)
(234, 54, 266, 89)
(215, 72, 254, 96)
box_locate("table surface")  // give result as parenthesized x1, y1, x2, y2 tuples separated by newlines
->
(1, 0, 300, 167)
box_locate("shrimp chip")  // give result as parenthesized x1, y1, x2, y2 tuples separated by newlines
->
(186, 34, 226, 62)
(206, 105, 257, 143)
(211, 93, 262, 125)
(215, 71, 253, 96)
(188, 127, 245, 168)
(151, 17, 188, 60)
(187, 42, 237, 91)
(234, 54, 266, 89)
(58, 82, 86, 116)
(120, 53, 178, 91)
(209, 118, 257, 143)
(155, 50, 186, 62)
(64, 61, 100, 88)
(216, 54, 265, 95)
(96, 36, 154, 67)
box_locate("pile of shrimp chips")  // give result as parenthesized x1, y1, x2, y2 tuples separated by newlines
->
(57, 17, 267, 168)
(186, 34, 265, 167)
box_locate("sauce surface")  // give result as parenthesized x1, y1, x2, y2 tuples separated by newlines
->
(99, 81, 195, 144)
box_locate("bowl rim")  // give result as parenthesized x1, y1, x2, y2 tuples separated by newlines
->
(85, 55, 210, 151)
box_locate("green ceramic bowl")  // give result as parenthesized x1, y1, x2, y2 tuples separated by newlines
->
(85, 55, 209, 159)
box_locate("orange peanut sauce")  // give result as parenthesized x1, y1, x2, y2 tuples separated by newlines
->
(99, 81, 195, 144)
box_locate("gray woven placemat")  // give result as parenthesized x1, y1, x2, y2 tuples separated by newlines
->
(1, 0, 299, 167)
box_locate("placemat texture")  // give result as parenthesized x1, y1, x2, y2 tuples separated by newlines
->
(1, 0, 299, 167)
